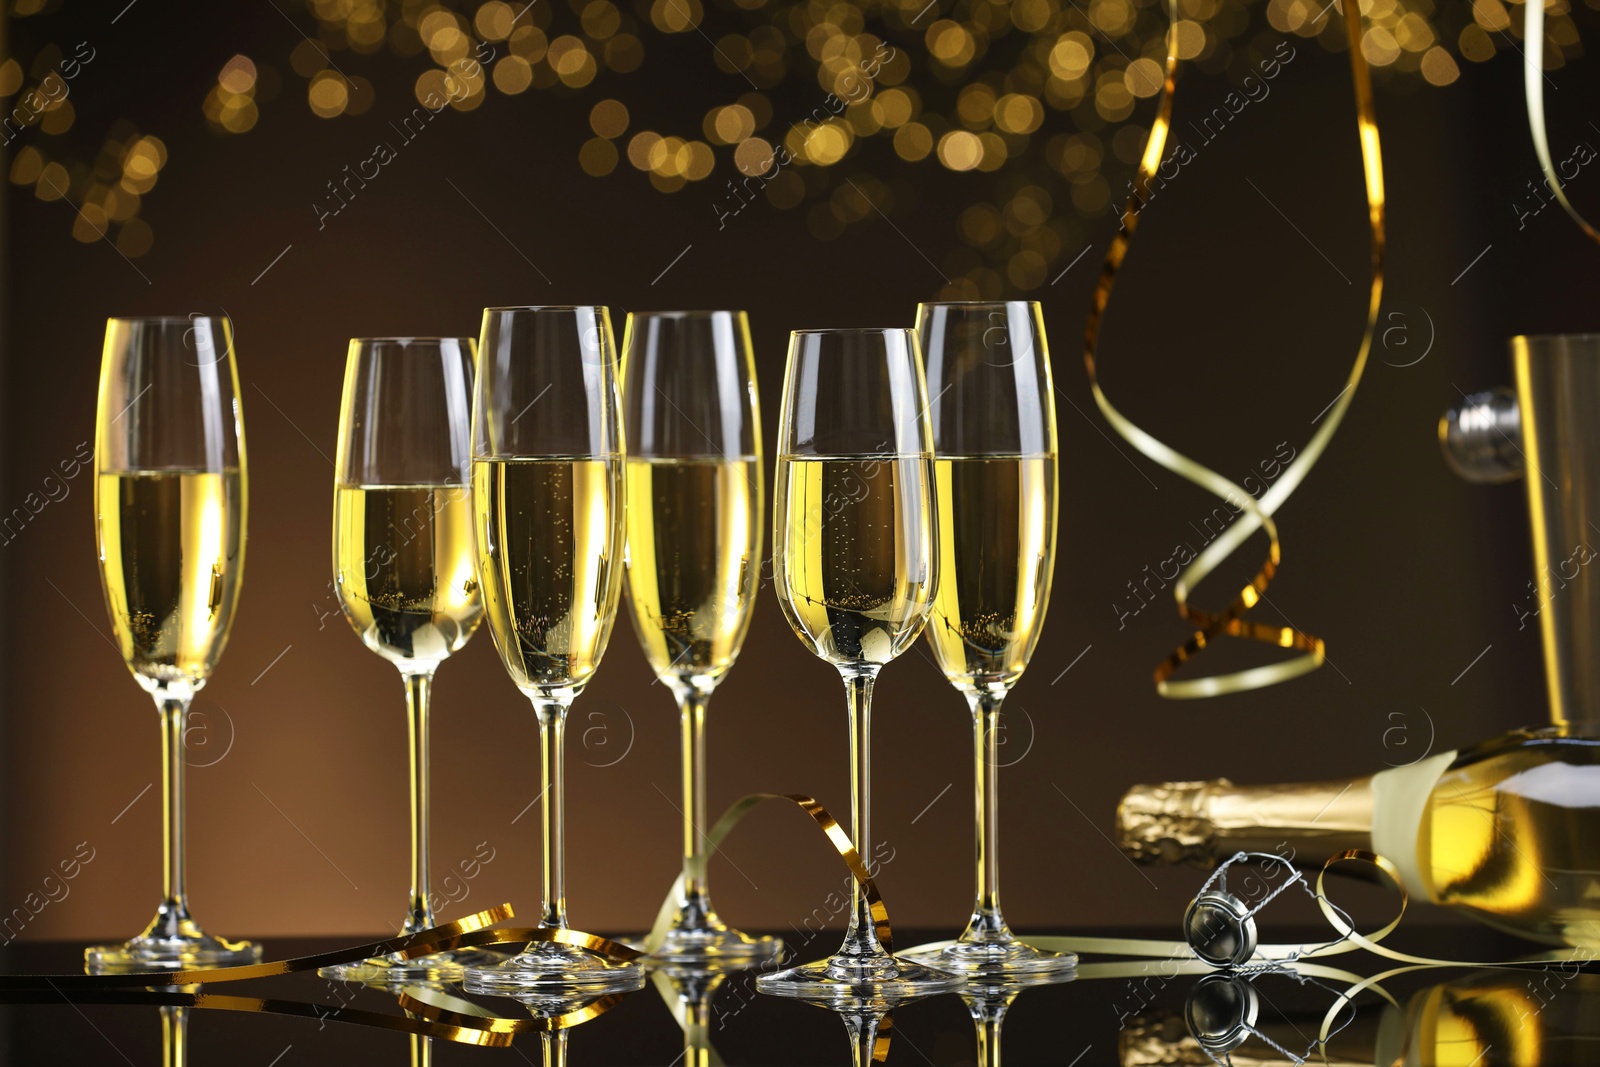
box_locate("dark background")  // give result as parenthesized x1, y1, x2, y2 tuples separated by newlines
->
(1, 0, 1595, 952)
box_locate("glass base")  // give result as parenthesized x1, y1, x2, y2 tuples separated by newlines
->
(755, 950, 964, 999)
(638, 921, 784, 966)
(86, 923, 262, 973)
(463, 941, 645, 995)
(900, 937, 1077, 977)
(319, 946, 506, 986)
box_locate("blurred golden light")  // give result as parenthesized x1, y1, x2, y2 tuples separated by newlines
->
(291, 39, 330, 76)
(9, 146, 43, 185)
(803, 121, 851, 165)
(475, 0, 518, 40)
(1048, 33, 1093, 77)
(1012, 0, 1057, 32)
(348, 9, 388, 52)
(1094, 72, 1134, 121)
(71, 202, 109, 243)
(684, 141, 715, 180)
(1361, 26, 1401, 66)
(960, 203, 1004, 246)
(549, 37, 596, 87)
(894, 122, 933, 161)
(937, 130, 983, 171)
(591, 99, 630, 138)
(1089, 0, 1136, 34)
(713, 104, 755, 144)
(628, 131, 662, 170)
(510, 26, 550, 62)
(957, 84, 996, 129)
(994, 93, 1044, 133)
(117, 217, 153, 257)
(926, 21, 976, 66)
(40, 100, 74, 135)
(309, 71, 349, 117)
(34, 161, 69, 201)
(651, 0, 703, 33)
(976, 131, 1007, 171)
(734, 136, 775, 175)
(0, 59, 23, 97)
(649, 135, 689, 176)
(650, 171, 687, 193)
(715, 34, 755, 74)
(579, 136, 619, 175)
(1420, 45, 1460, 85)
(582, 1, 621, 39)
(415, 68, 449, 106)
(764, 169, 804, 208)
(605, 34, 644, 72)
(345, 75, 375, 115)
(1007, 249, 1048, 290)
(219, 55, 257, 95)
(1124, 58, 1164, 98)
(1173, 19, 1206, 58)
(1471, 0, 1511, 32)
(872, 87, 913, 128)
(420, 11, 464, 50)
(1459, 24, 1495, 61)
(493, 54, 534, 93)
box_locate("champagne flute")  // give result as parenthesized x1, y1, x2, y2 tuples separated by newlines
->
(756, 328, 961, 998)
(901, 301, 1073, 977)
(321, 337, 491, 983)
(463, 306, 643, 995)
(88, 316, 261, 971)
(620, 310, 779, 965)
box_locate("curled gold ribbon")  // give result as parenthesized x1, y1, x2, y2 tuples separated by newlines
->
(1525, 0, 1600, 244)
(1083, 0, 1385, 698)
(645, 792, 893, 955)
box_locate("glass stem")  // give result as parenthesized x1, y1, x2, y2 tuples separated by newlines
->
(157, 695, 192, 919)
(974, 1007, 1004, 1067)
(160, 1004, 188, 1067)
(542, 1030, 569, 1067)
(534, 699, 570, 929)
(677, 684, 713, 923)
(410, 1034, 432, 1067)
(403, 670, 436, 935)
(964, 690, 1011, 943)
(839, 666, 882, 955)
(846, 1011, 888, 1067)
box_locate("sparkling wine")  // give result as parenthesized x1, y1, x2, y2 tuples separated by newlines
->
(95, 469, 243, 689)
(623, 457, 760, 685)
(925, 455, 1056, 691)
(471, 457, 624, 694)
(333, 484, 482, 666)
(774, 454, 937, 667)
(1119, 728, 1600, 947)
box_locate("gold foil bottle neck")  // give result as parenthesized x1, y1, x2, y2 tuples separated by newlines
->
(1117, 779, 1232, 867)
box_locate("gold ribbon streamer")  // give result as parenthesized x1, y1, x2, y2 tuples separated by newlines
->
(1082, 0, 1386, 697)
(645, 792, 893, 955)
(1525, 0, 1600, 244)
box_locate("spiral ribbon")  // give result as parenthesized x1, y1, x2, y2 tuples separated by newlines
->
(1082, 0, 1385, 698)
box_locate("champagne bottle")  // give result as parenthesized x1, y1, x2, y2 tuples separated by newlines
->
(1117, 727, 1600, 948)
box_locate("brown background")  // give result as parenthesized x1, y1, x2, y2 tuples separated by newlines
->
(2, 1, 1596, 949)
